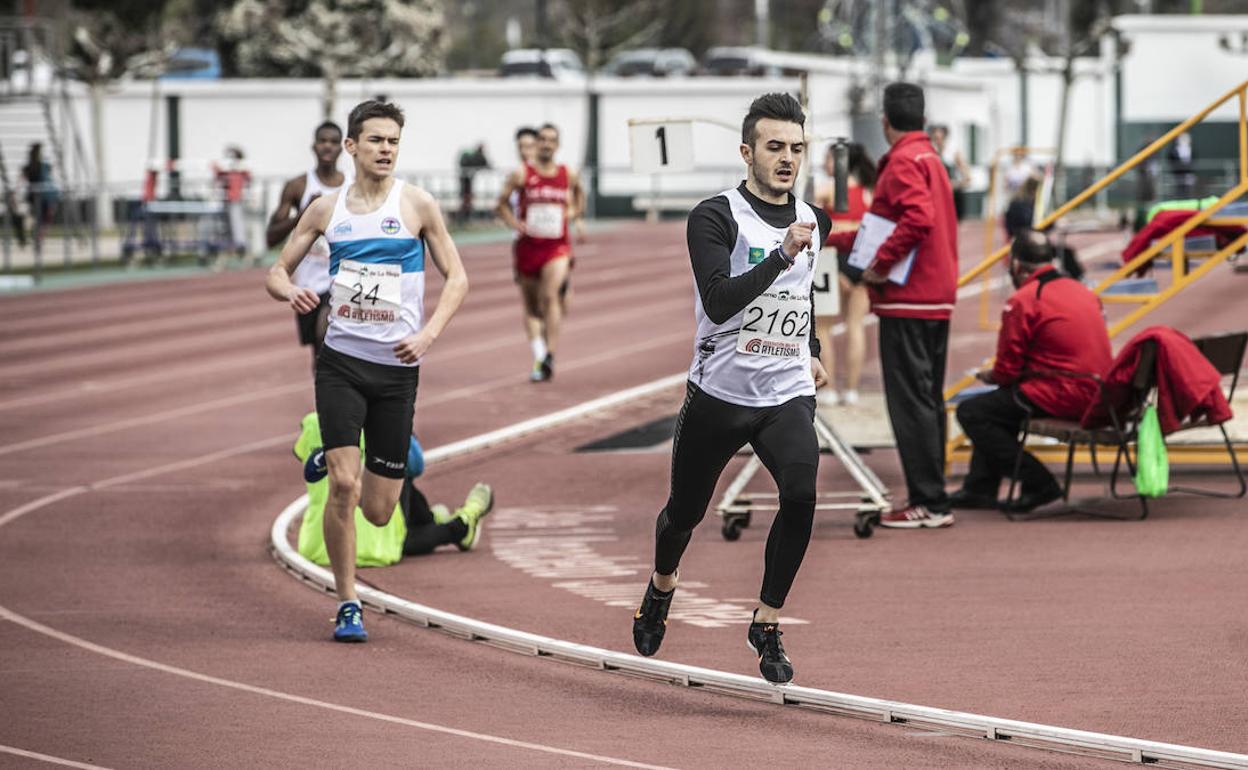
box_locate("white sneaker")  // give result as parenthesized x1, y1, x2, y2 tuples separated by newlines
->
(817, 390, 841, 406)
(842, 389, 860, 406)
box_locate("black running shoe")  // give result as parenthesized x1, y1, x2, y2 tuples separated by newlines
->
(540, 353, 554, 382)
(632, 580, 674, 657)
(747, 615, 794, 684)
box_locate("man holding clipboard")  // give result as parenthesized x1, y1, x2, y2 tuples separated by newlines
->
(826, 82, 959, 529)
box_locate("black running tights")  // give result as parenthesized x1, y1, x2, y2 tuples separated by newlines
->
(654, 383, 818, 609)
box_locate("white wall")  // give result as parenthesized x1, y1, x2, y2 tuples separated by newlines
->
(1114, 15, 1248, 123)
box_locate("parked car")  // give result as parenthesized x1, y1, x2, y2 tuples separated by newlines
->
(701, 46, 782, 77)
(603, 48, 697, 77)
(499, 48, 586, 81)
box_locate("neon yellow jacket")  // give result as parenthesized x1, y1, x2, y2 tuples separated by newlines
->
(293, 412, 406, 567)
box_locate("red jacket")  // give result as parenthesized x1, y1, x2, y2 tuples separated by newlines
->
(825, 132, 959, 319)
(991, 266, 1112, 419)
(1121, 209, 1245, 276)
(1082, 326, 1232, 434)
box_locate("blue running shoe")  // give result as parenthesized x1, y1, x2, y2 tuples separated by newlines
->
(304, 449, 328, 484)
(333, 601, 368, 643)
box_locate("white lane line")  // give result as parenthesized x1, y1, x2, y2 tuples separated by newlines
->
(0, 744, 113, 769)
(0, 607, 675, 770)
(0, 349, 303, 413)
(0, 437, 676, 770)
(0, 382, 307, 458)
(0, 433, 294, 530)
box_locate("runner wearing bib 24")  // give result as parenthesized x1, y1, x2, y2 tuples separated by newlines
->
(632, 93, 831, 686)
(266, 100, 469, 644)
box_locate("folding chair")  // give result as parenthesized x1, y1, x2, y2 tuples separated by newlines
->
(1002, 341, 1157, 520)
(1167, 331, 1247, 498)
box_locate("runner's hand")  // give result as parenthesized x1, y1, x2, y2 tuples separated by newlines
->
(861, 268, 887, 285)
(781, 221, 816, 258)
(811, 358, 829, 388)
(514, 221, 528, 237)
(572, 217, 586, 244)
(394, 328, 436, 364)
(288, 287, 320, 315)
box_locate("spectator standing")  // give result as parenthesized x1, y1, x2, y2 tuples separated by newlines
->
(929, 125, 970, 221)
(214, 145, 252, 269)
(825, 82, 959, 529)
(814, 142, 875, 407)
(21, 142, 57, 251)
(1004, 175, 1040, 240)
(1167, 132, 1196, 199)
(952, 230, 1112, 513)
(457, 142, 491, 224)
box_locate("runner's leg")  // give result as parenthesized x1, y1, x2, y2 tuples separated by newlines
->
(843, 282, 869, 396)
(749, 395, 819, 616)
(653, 384, 752, 587)
(537, 256, 572, 357)
(323, 445, 365, 602)
(518, 275, 545, 362)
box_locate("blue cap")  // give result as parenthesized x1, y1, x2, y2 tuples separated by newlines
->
(406, 435, 424, 478)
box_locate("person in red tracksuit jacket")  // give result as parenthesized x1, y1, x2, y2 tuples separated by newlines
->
(826, 82, 959, 528)
(953, 229, 1112, 514)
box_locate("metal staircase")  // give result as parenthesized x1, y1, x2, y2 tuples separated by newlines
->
(946, 78, 1248, 469)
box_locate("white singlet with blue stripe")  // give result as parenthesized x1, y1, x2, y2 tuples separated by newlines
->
(323, 179, 425, 367)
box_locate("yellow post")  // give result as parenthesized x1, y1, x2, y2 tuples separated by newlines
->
(1240, 87, 1247, 184)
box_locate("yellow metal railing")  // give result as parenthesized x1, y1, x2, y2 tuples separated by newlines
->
(944, 79, 1248, 469)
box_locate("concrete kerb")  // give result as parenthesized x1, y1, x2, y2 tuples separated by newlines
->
(269, 376, 1248, 770)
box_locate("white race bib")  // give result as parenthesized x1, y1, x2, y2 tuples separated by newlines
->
(330, 260, 402, 325)
(525, 203, 564, 239)
(736, 291, 810, 358)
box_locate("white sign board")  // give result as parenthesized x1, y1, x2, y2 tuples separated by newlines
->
(629, 121, 695, 174)
(812, 248, 841, 317)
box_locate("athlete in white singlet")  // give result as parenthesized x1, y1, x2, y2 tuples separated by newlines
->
(266, 100, 469, 643)
(267, 121, 349, 368)
(631, 94, 830, 685)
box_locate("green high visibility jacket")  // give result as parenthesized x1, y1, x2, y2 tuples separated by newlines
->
(292, 412, 406, 567)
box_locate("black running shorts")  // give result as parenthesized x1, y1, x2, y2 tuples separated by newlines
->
(314, 345, 419, 479)
(295, 292, 331, 346)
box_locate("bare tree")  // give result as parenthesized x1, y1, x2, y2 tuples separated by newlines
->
(217, 0, 449, 117)
(552, 0, 665, 73)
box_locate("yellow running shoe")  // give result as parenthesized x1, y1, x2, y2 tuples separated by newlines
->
(455, 483, 494, 551)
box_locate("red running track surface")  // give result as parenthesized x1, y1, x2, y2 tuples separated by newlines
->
(0, 220, 1244, 768)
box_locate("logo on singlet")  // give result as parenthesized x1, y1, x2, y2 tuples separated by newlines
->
(381, 217, 400, 235)
(333, 221, 352, 235)
(748, 247, 765, 264)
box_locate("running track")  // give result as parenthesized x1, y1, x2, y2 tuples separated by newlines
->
(0, 221, 1244, 768)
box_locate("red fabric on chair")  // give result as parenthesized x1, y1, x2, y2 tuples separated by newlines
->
(1121, 210, 1245, 276)
(1082, 326, 1233, 434)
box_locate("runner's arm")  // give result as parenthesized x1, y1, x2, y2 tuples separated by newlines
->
(687, 197, 788, 324)
(266, 194, 330, 312)
(413, 188, 469, 342)
(265, 176, 305, 249)
(494, 168, 525, 233)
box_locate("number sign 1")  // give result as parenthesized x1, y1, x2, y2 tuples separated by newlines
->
(629, 121, 694, 174)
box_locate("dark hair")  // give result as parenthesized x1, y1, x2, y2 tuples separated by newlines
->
(883, 82, 925, 132)
(1010, 228, 1054, 264)
(515, 126, 538, 140)
(315, 121, 342, 139)
(847, 142, 877, 189)
(347, 100, 405, 140)
(538, 123, 559, 137)
(742, 92, 805, 146)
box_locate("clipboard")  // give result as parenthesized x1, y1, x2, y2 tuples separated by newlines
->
(844, 212, 916, 286)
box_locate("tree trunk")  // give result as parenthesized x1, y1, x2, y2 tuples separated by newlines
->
(89, 81, 113, 229)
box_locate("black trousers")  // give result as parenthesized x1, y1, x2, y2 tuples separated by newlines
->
(654, 383, 818, 609)
(400, 484, 466, 556)
(956, 387, 1058, 496)
(878, 316, 951, 512)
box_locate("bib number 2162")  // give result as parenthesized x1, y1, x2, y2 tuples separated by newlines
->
(736, 293, 809, 358)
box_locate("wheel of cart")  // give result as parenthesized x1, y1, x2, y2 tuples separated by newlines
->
(853, 507, 879, 538)
(720, 506, 752, 541)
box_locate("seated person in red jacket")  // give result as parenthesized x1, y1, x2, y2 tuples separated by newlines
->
(953, 229, 1113, 513)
